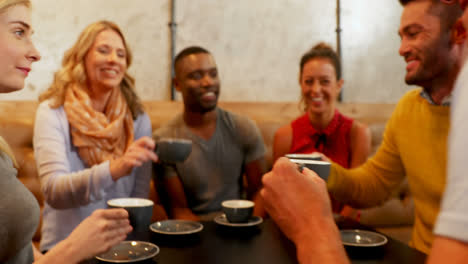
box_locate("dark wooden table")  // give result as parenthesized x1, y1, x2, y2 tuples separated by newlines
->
(89, 218, 426, 264)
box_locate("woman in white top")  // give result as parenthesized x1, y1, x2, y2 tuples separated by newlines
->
(34, 20, 165, 251)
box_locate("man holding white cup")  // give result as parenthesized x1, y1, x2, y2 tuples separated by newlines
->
(262, 0, 468, 262)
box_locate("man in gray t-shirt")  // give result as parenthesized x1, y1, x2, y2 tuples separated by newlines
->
(153, 46, 266, 220)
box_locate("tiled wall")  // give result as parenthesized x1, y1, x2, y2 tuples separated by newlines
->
(5, 0, 411, 103)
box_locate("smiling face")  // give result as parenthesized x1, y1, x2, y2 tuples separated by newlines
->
(300, 57, 342, 115)
(398, 1, 454, 88)
(175, 52, 220, 113)
(0, 4, 40, 93)
(84, 29, 127, 93)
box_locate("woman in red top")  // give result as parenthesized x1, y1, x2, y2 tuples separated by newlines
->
(273, 43, 371, 217)
(273, 43, 370, 166)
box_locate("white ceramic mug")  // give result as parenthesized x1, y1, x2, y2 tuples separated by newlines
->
(288, 159, 331, 181)
(285, 153, 322, 161)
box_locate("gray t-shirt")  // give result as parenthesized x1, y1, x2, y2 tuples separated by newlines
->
(434, 61, 468, 242)
(153, 107, 266, 214)
(0, 151, 39, 263)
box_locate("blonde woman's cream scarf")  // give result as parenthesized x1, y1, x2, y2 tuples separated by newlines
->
(64, 84, 134, 166)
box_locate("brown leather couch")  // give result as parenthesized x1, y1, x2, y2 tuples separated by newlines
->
(0, 100, 412, 246)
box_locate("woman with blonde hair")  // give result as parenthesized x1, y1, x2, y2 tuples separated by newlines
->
(34, 20, 164, 252)
(0, 1, 134, 263)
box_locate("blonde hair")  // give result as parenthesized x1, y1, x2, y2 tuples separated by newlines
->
(0, 0, 30, 12)
(0, 0, 31, 167)
(39, 20, 144, 119)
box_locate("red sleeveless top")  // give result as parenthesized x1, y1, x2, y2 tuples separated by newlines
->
(290, 110, 354, 168)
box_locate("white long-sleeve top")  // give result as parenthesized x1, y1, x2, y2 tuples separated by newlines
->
(33, 101, 152, 251)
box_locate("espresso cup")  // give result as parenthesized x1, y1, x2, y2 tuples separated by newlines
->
(288, 158, 331, 181)
(107, 198, 154, 233)
(222, 200, 254, 223)
(285, 153, 322, 161)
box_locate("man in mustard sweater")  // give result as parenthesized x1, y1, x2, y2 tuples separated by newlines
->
(327, 0, 465, 254)
(261, 0, 466, 258)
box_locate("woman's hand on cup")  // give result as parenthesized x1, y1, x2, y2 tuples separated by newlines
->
(110, 136, 158, 181)
(63, 208, 132, 262)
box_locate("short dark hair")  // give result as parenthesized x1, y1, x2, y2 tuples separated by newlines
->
(174, 46, 211, 75)
(300, 42, 341, 80)
(398, 0, 462, 32)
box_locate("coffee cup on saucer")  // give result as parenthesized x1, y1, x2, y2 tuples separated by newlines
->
(221, 200, 254, 223)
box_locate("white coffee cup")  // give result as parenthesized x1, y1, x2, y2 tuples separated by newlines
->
(288, 159, 331, 181)
(285, 153, 322, 161)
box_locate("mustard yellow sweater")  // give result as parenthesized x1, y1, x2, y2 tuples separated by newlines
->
(328, 89, 449, 254)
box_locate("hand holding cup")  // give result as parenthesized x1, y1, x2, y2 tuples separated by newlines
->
(107, 198, 154, 235)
